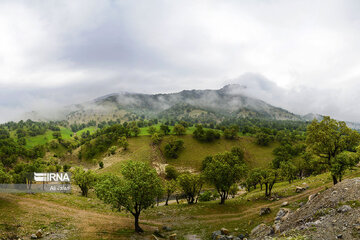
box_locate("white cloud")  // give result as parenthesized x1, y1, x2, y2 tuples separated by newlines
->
(1, 0, 360, 122)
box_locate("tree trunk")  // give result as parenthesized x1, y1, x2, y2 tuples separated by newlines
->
(265, 184, 269, 197)
(332, 175, 338, 185)
(165, 195, 169, 206)
(220, 195, 226, 204)
(134, 213, 143, 233)
(175, 195, 179, 204)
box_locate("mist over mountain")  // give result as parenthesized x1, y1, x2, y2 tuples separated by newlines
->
(61, 84, 302, 124)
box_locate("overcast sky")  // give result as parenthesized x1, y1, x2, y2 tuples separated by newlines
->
(1, 0, 360, 123)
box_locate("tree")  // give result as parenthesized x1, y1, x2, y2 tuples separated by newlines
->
(177, 173, 203, 204)
(223, 125, 239, 140)
(131, 126, 140, 137)
(260, 169, 278, 197)
(242, 168, 262, 192)
(279, 161, 297, 183)
(255, 131, 274, 146)
(151, 133, 162, 145)
(52, 131, 62, 140)
(165, 165, 179, 180)
(173, 124, 186, 135)
(330, 151, 359, 182)
(160, 124, 170, 135)
(119, 137, 129, 150)
(164, 138, 184, 159)
(95, 161, 162, 232)
(202, 151, 247, 204)
(306, 116, 360, 184)
(148, 126, 157, 135)
(164, 179, 178, 205)
(0, 165, 11, 183)
(72, 167, 97, 197)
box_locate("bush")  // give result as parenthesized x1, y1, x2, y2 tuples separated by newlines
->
(165, 165, 179, 180)
(99, 161, 104, 169)
(164, 138, 184, 159)
(109, 146, 117, 155)
(198, 190, 216, 202)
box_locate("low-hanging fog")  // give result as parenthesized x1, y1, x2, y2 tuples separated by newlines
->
(1, 0, 360, 123)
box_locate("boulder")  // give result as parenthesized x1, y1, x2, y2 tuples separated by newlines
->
(36, 229, 42, 238)
(221, 228, 230, 235)
(281, 202, 288, 207)
(337, 205, 352, 213)
(169, 233, 177, 240)
(30, 234, 37, 239)
(274, 208, 291, 222)
(296, 187, 306, 193)
(260, 207, 271, 216)
(250, 224, 273, 239)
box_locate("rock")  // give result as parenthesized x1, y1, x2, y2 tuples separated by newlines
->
(30, 234, 37, 239)
(221, 228, 230, 235)
(169, 233, 177, 240)
(250, 224, 273, 239)
(281, 202, 288, 207)
(212, 230, 222, 240)
(35, 229, 42, 238)
(295, 186, 306, 193)
(162, 225, 172, 231)
(260, 207, 271, 216)
(299, 202, 305, 207)
(337, 205, 352, 213)
(337, 234, 343, 239)
(274, 208, 291, 222)
(238, 234, 245, 239)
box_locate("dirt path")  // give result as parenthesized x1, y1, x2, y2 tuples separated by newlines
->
(196, 186, 325, 223)
(1, 194, 160, 239)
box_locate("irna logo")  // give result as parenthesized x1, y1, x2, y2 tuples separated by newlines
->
(34, 172, 71, 182)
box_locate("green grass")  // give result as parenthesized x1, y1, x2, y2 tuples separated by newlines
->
(160, 135, 278, 170)
(25, 127, 73, 148)
(76, 126, 97, 136)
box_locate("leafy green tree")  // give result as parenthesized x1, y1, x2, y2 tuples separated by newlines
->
(306, 116, 360, 184)
(223, 125, 239, 139)
(165, 165, 179, 180)
(164, 138, 184, 159)
(330, 151, 359, 182)
(119, 137, 129, 150)
(173, 124, 186, 135)
(151, 132, 162, 145)
(177, 172, 203, 204)
(242, 168, 262, 192)
(160, 124, 171, 135)
(202, 151, 247, 204)
(131, 126, 140, 137)
(109, 146, 117, 155)
(72, 167, 97, 197)
(260, 169, 278, 197)
(52, 131, 62, 139)
(0, 165, 11, 183)
(164, 179, 178, 205)
(95, 161, 162, 232)
(148, 126, 157, 135)
(279, 161, 297, 183)
(255, 131, 274, 146)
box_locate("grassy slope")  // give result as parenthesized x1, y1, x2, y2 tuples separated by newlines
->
(160, 135, 279, 170)
(95, 135, 278, 175)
